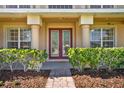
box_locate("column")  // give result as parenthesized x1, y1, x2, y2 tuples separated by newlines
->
(81, 25, 90, 47)
(31, 25, 40, 49)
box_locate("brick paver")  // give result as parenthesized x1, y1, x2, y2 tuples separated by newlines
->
(45, 69, 75, 88)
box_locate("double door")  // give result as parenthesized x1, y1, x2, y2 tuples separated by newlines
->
(49, 28, 72, 59)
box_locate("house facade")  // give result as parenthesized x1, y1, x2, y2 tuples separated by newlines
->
(0, 5, 124, 61)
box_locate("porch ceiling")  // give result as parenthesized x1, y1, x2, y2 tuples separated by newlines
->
(0, 13, 124, 18)
(0, 14, 124, 23)
(0, 17, 27, 22)
(94, 18, 124, 22)
(43, 17, 78, 22)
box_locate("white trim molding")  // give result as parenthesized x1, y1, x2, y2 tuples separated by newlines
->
(90, 25, 117, 47)
(3, 25, 31, 48)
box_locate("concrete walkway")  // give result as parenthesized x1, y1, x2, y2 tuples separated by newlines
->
(41, 61, 72, 70)
(45, 69, 76, 88)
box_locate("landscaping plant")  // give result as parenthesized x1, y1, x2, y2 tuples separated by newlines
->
(0, 49, 48, 72)
(0, 49, 17, 71)
(67, 48, 124, 72)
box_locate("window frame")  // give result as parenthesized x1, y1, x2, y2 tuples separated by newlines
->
(103, 5, 114, 8)
(90, 5, 101, 8)
(90, 28, 115, 48)
(6, 27, 32, 49)
(90, 5, 115, 9)
(48, 5, 72, 9)
(6, 5, 18, 8)
(19, 5, 30, 8)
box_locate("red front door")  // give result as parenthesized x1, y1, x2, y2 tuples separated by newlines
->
(49, 28, 72, 59)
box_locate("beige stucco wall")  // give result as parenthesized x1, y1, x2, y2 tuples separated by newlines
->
(38, 18, 83, 51)
(41, 18, 77, 53)
(39, 21, 46, 50)
(0, 25, 3, 48)
(39, 18, 83, 50)
(92, 21, 124, 47)
(76, 21, 82, 47)
(1, 17, 124, 50)
(0, 21, 29, 48)
(117, 25, 124, 47)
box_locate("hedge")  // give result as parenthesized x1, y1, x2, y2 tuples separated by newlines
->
(0, 49, 48, 71)
(67, 48, 124, 71)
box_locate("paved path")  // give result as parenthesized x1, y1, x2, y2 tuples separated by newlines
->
(41, 62, 72, 70)
(45, 69, 75, 88)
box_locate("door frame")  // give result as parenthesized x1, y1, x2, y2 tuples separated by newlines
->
(49, 28, 72, 59)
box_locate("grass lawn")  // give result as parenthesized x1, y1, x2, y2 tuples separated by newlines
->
(71, 69, 124, 88)
(0, 70, 50, 88)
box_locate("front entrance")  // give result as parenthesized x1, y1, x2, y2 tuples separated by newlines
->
(49, 28, 72, 59)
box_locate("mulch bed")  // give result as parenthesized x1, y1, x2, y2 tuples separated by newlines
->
(0, 70, 50, 88)
(71, 69, 124, 88)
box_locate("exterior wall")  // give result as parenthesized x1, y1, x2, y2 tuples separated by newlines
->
(39, 21, 46, 50)
(0, 21, 30, 48)
(43, 18, 77, 54)
(0, 17, 124, 50)
(76, 21, 82, 47)
(117, 25, 124, 47)
(0, 25, 3, 48)
(92, 21, 124, 47)
(39, 18, 82, 51)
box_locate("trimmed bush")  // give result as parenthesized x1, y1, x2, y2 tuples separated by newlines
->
(67, 48, 124, 72)
(0, 49, 47, 71)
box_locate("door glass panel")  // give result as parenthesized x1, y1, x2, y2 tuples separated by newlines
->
(51, 31, 59, 57)
(62, 30, 70, 56)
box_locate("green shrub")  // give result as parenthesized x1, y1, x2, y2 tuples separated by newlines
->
(0, 81, 4, 86)
(0, 49, 48, 70)
(67, 48, 124, 71)
(69, 48, 101, 71)
(13, 80, 20, 86)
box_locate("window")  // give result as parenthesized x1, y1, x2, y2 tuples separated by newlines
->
(7, 28, 31, 49)
(90, 28, 115, 48)
(19, 5, 30, 8)
(90, 5, 101, 8)
(103, 5, 114, 8)
(6, 5, 18, 8)
(90, 5, 114, 9)
(0, 5, 4, 8)
(48, 5, 72, 9)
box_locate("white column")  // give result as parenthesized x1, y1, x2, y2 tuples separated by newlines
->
(81, 25, 90, 47)
(31, 25, 40, 49)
